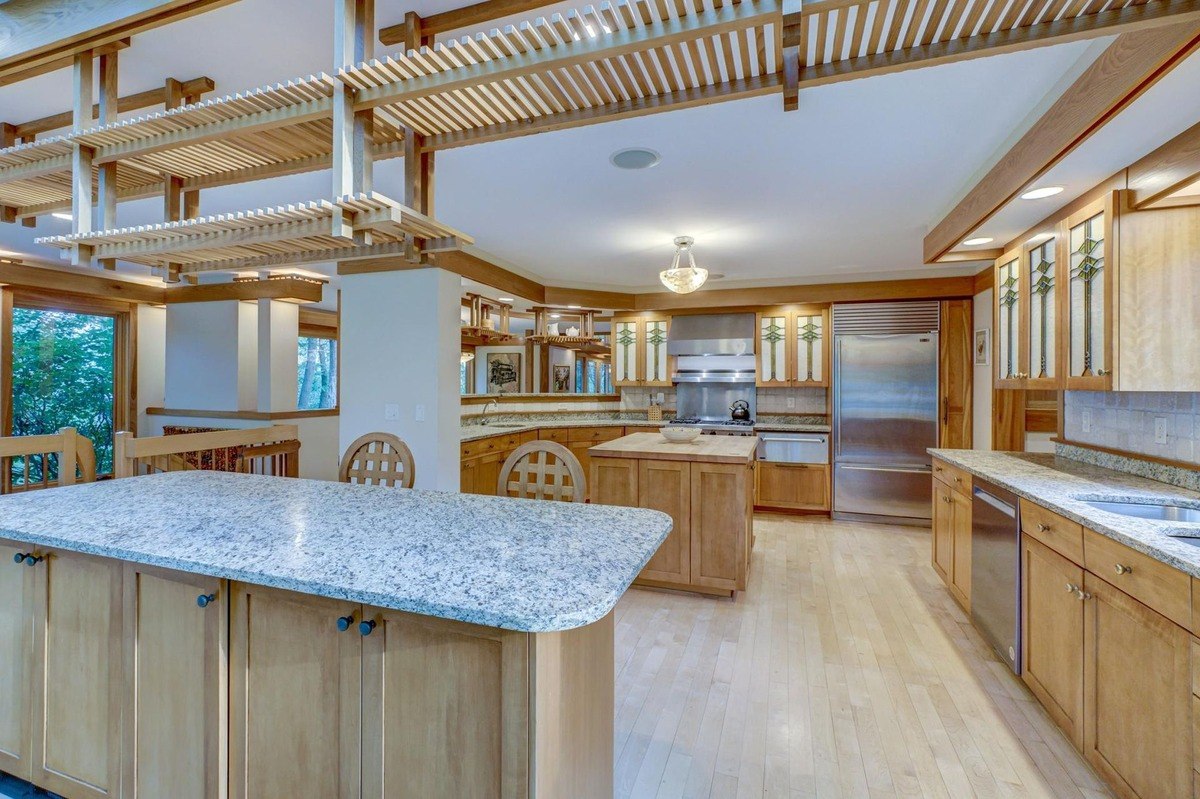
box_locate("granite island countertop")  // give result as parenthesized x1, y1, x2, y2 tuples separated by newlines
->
(929, 448, 1200, 578)
(0, 471, 672, 633)
(460, 416, 830, 443)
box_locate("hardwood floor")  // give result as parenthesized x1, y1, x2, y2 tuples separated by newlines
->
(613, 514, 1114, 799)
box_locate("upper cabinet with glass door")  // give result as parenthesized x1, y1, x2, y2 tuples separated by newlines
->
(994, 248, 1023, 388)
(755, 307, 828, 388)
(1024, 234, 1061, 388)
(612, 314, 672, 388)
(1060, 194, 1115, 390)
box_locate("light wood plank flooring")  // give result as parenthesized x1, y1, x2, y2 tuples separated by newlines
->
(613, 514, 1114, 799)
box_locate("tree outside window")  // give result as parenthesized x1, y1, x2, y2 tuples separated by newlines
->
(297, 337, 337, 410)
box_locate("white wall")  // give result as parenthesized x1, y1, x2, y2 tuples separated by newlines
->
(257, 299, 299, 412)
(237, 302, 258, 411)
(165, 301, 254, 411)
(973, 288, 993, 450)
(137, 305, 167, 436)
(340, 269, 461, 491)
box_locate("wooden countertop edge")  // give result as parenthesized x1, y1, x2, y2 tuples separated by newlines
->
(589, 450, 756, 464)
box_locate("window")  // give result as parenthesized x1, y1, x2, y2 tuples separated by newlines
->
(297, 336, 337, 410)
(10, 308, 117, 476)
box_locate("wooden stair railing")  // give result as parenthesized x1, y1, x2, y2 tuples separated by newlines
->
(0, 428, 97, 494)
(113, 425, 300, 479)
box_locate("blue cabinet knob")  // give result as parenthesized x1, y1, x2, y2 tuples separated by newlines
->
(196, 593, 216, 608)
(13, 553, 26, 564)
(336, 615, 354, 632)
(23, 554, 43, 567)
(359, 619, 377, 636)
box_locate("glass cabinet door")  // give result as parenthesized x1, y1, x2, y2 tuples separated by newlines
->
(1024, 237, 1060, 388)
(1063, 195, 1114, 389)
(794, 310, 826, 386)
(643, 318, 670, 386)
(757, 313, 790, 386)
(613, 320, 640, 386)
(994, 249, 1024, 388)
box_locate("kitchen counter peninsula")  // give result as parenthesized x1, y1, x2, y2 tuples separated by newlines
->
(591, 432, 756, 596)
(0, 471, 671, 799)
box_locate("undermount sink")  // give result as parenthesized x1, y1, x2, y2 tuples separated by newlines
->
(1083, 499, 1200, 524)
(479, 423, 528, 429)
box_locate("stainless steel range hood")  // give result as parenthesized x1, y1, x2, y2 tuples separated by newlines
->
(666, 313, 755, 356)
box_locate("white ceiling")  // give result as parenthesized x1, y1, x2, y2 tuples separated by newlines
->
(1, 0, 1195, 303)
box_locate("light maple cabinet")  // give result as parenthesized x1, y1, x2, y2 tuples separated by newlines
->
(993, 236, 1062, 390)
(754, 462, 829, 511)
(689, 461, 753, 593)
(1061, 195, 1115, 390)
(122, 564, 226, 799)
(635, 459, 691, 585)
(612, 315, 671, 387)
(755, 307, 828, 388)
(930, 461, 970, 611)
(0, 539, 34, 782)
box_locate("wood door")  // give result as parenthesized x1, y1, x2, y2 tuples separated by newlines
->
(993, 247, 1025, 388)
(690, 462, 750, 592)
(1021, 536, 1084, 749)
(123, 564, 227, 799)
(949, 489, 971, 611)
(938, 298, 973, 447)
(590, 457, 638, 509)
(792, 307, 829, 387)
(361, 609, 530, 799)
(1023, 235, 1062, 388)
(756, 311, 791, 386)
(612, 319, 642, 386)
(0, 539, 34, 781)
(1061, 193, 1116, 390)
(931, 482, 953, 584)
(30, 549, 124, 799)
(1083, 573, 1191, 799)
(229, 583, 361, 799)
(637, 459, 691, 585)
(754, 463, 828, 511)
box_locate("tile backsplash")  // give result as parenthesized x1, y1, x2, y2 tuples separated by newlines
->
(1063, 391, 1200, 465)
(620, 386, 827, 415)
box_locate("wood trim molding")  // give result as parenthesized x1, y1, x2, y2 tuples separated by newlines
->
(999, 171, 1127, 254)
(1127, 117, 1200, 209)
(461, 393, 621, 405)
(381, 0, 569, 43)
(924, 24, 1200, 263)
(145, 407, 339, 420)
(1053, 436, 1200, 472)
(630, 275, 977, 310)
(972, 266, 994, 295)
(0, 261, 165, 304)
(162, 277, 324, 304)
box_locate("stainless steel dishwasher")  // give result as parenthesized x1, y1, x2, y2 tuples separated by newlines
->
(971, 479, 1021, 674)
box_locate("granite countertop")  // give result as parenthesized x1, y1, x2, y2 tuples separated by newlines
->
(0, 471, 672, 633)
(929, 448, 1200, 578)
(591, 432, 759, 464)
(460, 417, 830, 443)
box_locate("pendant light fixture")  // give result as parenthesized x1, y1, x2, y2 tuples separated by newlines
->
(659, 236, 708, 294)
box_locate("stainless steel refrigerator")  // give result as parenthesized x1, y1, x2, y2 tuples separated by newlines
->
(832, 302, 940, 525)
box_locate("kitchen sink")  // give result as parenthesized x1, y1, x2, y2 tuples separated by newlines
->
(1082, 499, 1200, 523)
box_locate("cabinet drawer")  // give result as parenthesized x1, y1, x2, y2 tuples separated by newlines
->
(568, 426, 625, 443)
(1084, 528, 1192, 628)
(539, 429, 571, 443)
(931, 459, 971, 496)
(1020, 501, 1084, 564)
(461, 434, 519, 459)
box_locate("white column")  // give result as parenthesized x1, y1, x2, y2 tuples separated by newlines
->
(165, 302, 258, 411)
(257, 299, 299, 413)
(339, 268, 460, 491)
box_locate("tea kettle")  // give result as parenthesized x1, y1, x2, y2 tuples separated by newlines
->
(729, 400, 751, 421)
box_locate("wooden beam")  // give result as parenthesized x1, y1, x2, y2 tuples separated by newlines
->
(0, 38, 128, 89)
(0, 1, 236, 85)
(10, 76, 215, 138)
(923, 24, 1200, 263)
(934, 248, 1003, 263)
(380, 0, 561, 43)
(163, 277, 324, 304)
(797, 0, 1200, 88)
(97, 51, 119, 269)
(71, 52, 95, 267)
(333, 0, 376, 242)
(998, 170, 1125, 254)
(0, 261, 165, 304)
(543, 287, 637, 310)
(631, 275, 977, 310)
(1127, 118, 1200, 209)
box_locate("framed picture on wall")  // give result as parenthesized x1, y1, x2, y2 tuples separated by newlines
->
(974, 329, 990, 366)
(486, 352, 521, 393)
(552, 364, 571, 393)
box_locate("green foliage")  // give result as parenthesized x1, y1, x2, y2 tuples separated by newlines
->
(297, 337, 337, 410)
(11, 309, 115, 479)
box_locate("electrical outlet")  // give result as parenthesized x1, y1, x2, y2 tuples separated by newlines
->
(786, 395, 796, 410)
(657, 392, 665, 404)
(1155, 416, 1169, 444)
(1081, 409, 1091, 433)
(414, 404, 425, 422)
(384, 403, 400, 421)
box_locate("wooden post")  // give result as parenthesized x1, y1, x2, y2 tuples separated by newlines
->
(97, 51, 119, 268)
(333, 0, 375, 239)
(0, 123, 16, 225)
(402, 11, 435, 261)
(71, 52, 96, 267)
(160, 79, 188, 283)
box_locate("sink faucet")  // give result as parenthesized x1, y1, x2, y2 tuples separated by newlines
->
(481, 399, 499, 426)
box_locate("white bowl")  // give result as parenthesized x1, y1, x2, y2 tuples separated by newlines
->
(660, 426, 701, 444)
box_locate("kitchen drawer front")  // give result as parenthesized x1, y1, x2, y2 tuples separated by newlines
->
(1084, 528, 1192, 628)
(461, 434, 520, 459)
(1020, 501, 1084, 565)
(539, 429, 571, 444)
(568, 426, 625, 443)
(931, 459, 972, 496)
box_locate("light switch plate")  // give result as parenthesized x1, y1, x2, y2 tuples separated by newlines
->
(786, 396, 796, 410)
(384, 403, 400, 421)
(1155, 416, 1168, 444)
(414, 404, 425, 422)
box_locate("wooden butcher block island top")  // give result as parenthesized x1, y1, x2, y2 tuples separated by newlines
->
(591, 432, 757, 597)
(590, 431, 758, 464)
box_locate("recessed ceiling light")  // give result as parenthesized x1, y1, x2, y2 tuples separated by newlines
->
(963, 237, 994, 246)
(567, 304, 581, 309)
(51, 212, 72, 221)
(610, 147, 660, 170)
(550, 313, 562, 319)
(1020, 186, 1064, 200)
(1027, 232, 1053, 244)
(497, 297, 514, 302)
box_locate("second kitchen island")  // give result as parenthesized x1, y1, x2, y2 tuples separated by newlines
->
(591, 432, 756, 597)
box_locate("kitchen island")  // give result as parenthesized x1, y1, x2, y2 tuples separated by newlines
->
(0, 472, 671, 799)
(591, 432, 757, 596)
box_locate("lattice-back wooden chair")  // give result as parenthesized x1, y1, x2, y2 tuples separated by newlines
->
(497, 441, 585, 503)
(0, 428, 97, 494)
(339, 433, 416, 488)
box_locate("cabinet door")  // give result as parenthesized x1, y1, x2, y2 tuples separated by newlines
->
(460, 456, 478, 494)
(590, 457, 638, 510)
(361, 609, 530, 799)
(1062, 194, 1115, 390)
(476, 452, 506, 496)
(994, 248, 1025, 388)
(793, 309, 828, 387)
(567, 442, 594, 500)
(30, 550, 124, 799)
(690, 463, 750, 592)
(756, 312, 791, 386)
(642, 317, 671, 387)
(1024, 236, 1061, 388)
(0, 539, 34, 781)
(123, 564, 227, 799)
(1021, 536, 1083, 749)
(229, 584, 361, 799)
(754, 463, 828, 511)
(637, 460, 691, 585)
(938, 299, 973, 448)
(1083, 573, 1191, 799)
(612, 320, 641, 386)
(949, 489, 971, 611)
(931, 482, 953, 583)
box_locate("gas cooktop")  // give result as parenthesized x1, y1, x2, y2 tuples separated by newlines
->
(666, 417, 757, 435)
